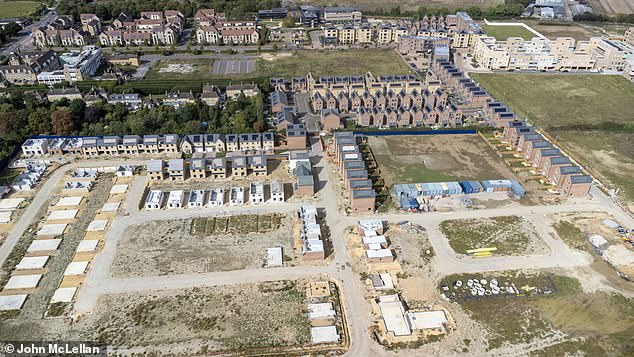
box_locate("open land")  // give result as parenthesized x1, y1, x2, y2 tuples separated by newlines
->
(471, 73, 634, 205)
(588, 0, 634, 16)
(0, 1, 41, 18)
(439, 216, 548, 255)
(294, 0, 503, 11)
(111, 214, 289, 277)
(440, 272, 634, 355)
(146, 49, 411, 81)
(480, 25, 536, 41)
(368, 135, 516, 187)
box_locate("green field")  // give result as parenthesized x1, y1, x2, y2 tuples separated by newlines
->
(1, 1, 41, 17)
(470, 74, 634, 129)
(471, 73, 634, 204)
(481, 24, 537, 41)
(146, 49, 411, 82)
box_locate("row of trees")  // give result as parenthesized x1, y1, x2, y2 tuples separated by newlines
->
(574, 12, 634, 24)
(56, 0, 281, 22)
(0, 91, 266, 161)
(365, 1, 529, 20)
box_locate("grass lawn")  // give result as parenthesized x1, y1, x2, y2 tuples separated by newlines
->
(439, 216, 540, 255)
(470, 73, 634, 129)
(1, 1, 41, 17)
(146, 49, 411, 82)
(440, 272, 634, 355)
(481, 25, 537, 41)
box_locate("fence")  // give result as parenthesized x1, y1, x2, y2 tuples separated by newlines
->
(353, 129, 477, 137)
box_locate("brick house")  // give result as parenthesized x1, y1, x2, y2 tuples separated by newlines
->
(321, 109, 344, 132)
(561, 175, 592, 197)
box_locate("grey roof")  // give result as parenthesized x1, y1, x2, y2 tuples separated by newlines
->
(168, 159, 184, 171)
(531, 141, 551, 149)
(346, 169, 368, 179)
(262, 132, 274, 141)
(226, 134, 239, 143)
(352, 189, 376, 199)
(164, 134, 179, 145)
(349, 179, 373, 190)
(297, 175, 314, 186)
(143, 135, 159, 144)
(343, 161, 365, 170)
(289, 150, 309, 160)
(204, 134, 224, 143)
(570, 175, 592, 184)
(122, 135, 141, 144)
(187, 134, 204, 144)
(190, 158, 206, 170)
(559, 166, 582, 175)
(147, 159, 164, 172)
(539, 148, 561, 157)
(249, 155, 267, 166)
(211, 157, 226, 169)
(232, 156, 247, 168)
(549, 156, 570, 165)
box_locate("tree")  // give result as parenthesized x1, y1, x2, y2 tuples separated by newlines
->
(51, 108, 75, 135)
(28, 108, 52, 135)
(282, 17, 297, 28)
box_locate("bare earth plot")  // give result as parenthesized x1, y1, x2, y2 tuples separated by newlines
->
(111, 214, 290, 277)
(72, 282, 311, 354)
(439, 216, 548, 255)
(368, 135, 515, 187)
(440, 272, 634, 355)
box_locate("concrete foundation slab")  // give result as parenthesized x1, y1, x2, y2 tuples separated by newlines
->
(27, 239, 61, 252)
(87, 220, 108, 231)
(64, 261, 88, 275)
(100, 202, 120, 212)
(56, 196, 83, 207)
(51, 287, 77, 303)
(37, 223, 67, 236)
(110, 184, 128, 194)
(5, 274, 42, 289)
(76, 240, 99, 252)
(47, 209, 78, 221)
(0, 198, 25, 211)
(16, 256, 49, 270)
(0, 295, 28, 311)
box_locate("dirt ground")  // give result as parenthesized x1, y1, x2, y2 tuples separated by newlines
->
(440, 216, 548, 256)
(111, 214, 294, 277)
(368, 135, 517, 188)
(589, 0, 634, 15)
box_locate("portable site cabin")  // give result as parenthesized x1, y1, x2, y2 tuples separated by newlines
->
(460, 181, 484, 194)
(481, 180, 512, 193)
(510, 180, 525, 197)
(400, 197, 419, 210)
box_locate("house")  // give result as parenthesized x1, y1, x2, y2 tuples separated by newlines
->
(22, 139, 48, 156)
(162, 134, 180, 152)
(188, 190, 205, 208)
(166, 190, 185, 209)
(210, 157, 227, 178)
(168, 159, 187, 181)
(147, 159, 166, 180)
(97, 136, 121, 155)
(186, 134, 205, 153)
(262, 132, 275, 150)
(108, 93, 142, 110)
(287, 124, 307, 150)
(541, 156, 571, 177)
(116, 165, 134, 177)
(321, 109, 344, 132)
(226, 134, 239, 151)
(229, 186, 245, 205)
(561, 175, 592, 197)
(239, 133, 262, 151)
(270, 91, 290, 113)
(362, 235, 388, 249)
(275, 109, 295, 130)
(294, 161, 314, 196)
(226, 83, 260, 99)
(201, 85, 221, 106)
(141, 135, 160, 154)
(532, 148, 561, 168)
(180, 136, 194, 154)
(204, 134, 225, 152)
(351, 189, 376, 213)
(270, 180, 284, 202)
(47, 87, 82, 102)
(249, 155, 268, 176)
(145, 190, 164, 210)
(231, 156, 248, 177)
(81, 137, 99, 156)
(189, 158, 207, 179)
(552, 165, 582, 187)
(250, 181, 265, 204)
(119, 135, 141, 154)
(208, 188, 225, 206)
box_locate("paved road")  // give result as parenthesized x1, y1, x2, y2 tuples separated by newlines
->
(0, 10, 57, 57)
(0, 160, 147, 268)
